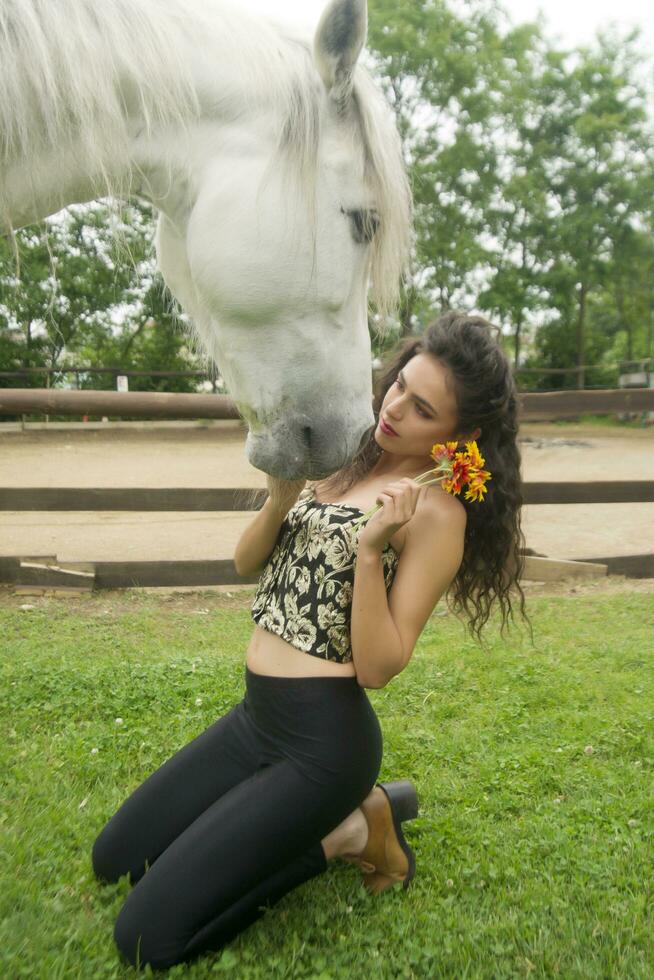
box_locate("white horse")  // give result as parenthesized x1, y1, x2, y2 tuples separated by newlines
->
(0, 0, 412, 479)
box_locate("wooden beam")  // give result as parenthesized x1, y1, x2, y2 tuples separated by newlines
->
(1, 556, 258, 589)
(521, 481, 654, 504)
(517, 387, 654, 419)
(0, 487, 267, 511)
(0, 389, 241, 420)
(93, 560, 258, 588)
(571, 553, 654, 579)
(1, 482, 652, 511)
(14, 586, 95, 597)
(15, 560, 95, 592)
(2, 553, 652, 589)
(522, 556, 607, 581)
(1, 386, 653, 420)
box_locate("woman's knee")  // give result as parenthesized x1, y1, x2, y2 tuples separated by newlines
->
(113, 910, 156, 971)
(91, 824, 119, 884)
(91, 820, 139, 886)
(113, 896, 202, 972)
(113, 901, 170, 971)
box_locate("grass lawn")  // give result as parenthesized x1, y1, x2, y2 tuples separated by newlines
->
(1, 589, 652, 978)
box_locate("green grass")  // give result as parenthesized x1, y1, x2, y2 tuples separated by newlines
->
(1, 594, 653, 978)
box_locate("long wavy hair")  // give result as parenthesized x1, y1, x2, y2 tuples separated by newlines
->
(309, 311, 535, 652)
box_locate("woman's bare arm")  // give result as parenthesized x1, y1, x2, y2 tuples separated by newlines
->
(233, 477, 306, 576)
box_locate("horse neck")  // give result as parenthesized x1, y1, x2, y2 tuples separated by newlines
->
(0, 1, 301, 231)
(1, 139, 125, 232)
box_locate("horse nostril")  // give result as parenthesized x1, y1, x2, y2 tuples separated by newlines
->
(301, 425, 312, 448)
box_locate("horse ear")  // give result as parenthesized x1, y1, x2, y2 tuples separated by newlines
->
(313, 0, 367, 114)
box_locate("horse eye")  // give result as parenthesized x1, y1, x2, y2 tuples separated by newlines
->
(341, 207, 380, 244)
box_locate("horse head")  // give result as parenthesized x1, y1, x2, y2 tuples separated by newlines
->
(0, 0, 411, 479)
(151, 0, 411, 479)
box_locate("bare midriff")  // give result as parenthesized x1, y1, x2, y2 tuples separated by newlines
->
(245, 625, 359, 677)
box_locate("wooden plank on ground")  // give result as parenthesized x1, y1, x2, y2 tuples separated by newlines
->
(572, 553, 654, 579)
(0, 557, 19, 582)
(15, 560, 95, 592)
(522, 556, 608, 582)
(93, 559, 258, 589)
(3, 554, 650, 590)
(0, 555, 57, 584)
(14, 586, 95, 597)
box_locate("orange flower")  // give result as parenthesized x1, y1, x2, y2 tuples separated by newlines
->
(430, 440, 459, 466)
(465, 440, 485, 469)
(442, 450, 470, 494)
(464, 468, 492, 502)
(351, 439, 492, 529)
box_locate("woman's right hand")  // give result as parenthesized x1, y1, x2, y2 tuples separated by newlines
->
(265, 474, 307, 518)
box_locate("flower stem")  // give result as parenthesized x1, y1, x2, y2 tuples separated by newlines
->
(351, 469, 450, 528)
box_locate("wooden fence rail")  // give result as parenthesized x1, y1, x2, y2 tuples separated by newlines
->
(2, 552, 649, 592)
(2, 387, 653, 591)
(2, 478, 653, 590)
(1, 386, 654, 421)
(0, 389, 241, 420)
(1, 482, 653, 511)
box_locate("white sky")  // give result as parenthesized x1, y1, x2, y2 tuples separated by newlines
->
(241, 0, 654, 59)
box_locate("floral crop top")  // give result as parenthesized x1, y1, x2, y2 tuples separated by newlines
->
(250, 486, 400, 663)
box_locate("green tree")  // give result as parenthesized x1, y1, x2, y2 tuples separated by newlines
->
(0, 201, 203, 391)
(367, 0, 515, 333)
(477, 23, 555, 369)
(516, 32, 654, 386)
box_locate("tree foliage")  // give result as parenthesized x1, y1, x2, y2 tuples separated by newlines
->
(1, 2, 654, 388)
(0, 202, 201, 392)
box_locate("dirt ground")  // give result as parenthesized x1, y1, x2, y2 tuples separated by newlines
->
(0, 419, 652, 565)
(1, 573, 652, 616)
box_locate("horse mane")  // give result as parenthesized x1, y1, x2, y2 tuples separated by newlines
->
(0, 0, 412, 319)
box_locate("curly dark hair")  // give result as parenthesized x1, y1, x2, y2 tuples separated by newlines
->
(309, 310, 535, 652)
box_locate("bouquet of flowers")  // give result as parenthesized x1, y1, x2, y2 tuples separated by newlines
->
(351, 439, 492, 529)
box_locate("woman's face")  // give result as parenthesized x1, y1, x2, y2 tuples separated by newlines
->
(375, 353, 480, 464)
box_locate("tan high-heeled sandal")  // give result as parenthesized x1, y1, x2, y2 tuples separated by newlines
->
(342, 780, 418, 895)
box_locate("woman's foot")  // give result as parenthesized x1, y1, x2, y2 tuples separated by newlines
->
(342, 781, 419, 894)
(320, 806, 369, 862)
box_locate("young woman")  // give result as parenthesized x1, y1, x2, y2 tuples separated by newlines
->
(91, 311, 532, 972)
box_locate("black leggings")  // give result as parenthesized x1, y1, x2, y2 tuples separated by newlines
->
(91, 665, 383, 971)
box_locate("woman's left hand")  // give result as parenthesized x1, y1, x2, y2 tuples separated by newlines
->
(357, 478, 424, 553)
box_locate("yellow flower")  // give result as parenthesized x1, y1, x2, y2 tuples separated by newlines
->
(351, 438, 492, 530)
(465, 441, 485, 469)
(464, 470, 491, 502)
(466, 483, 486, 503)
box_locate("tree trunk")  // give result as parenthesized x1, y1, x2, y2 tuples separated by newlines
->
(22, 320, 32, 371)
(121, 317, 148, 359)
(513, 310, 523, 369)
(615, 279, 633, 360)
(400, 284, 415, 337)
(576, 282, 587, 389)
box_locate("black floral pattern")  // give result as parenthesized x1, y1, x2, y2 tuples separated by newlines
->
(251, 486, 400, 663)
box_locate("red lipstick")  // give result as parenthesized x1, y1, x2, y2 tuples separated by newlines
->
(379, 417, 398, 436)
